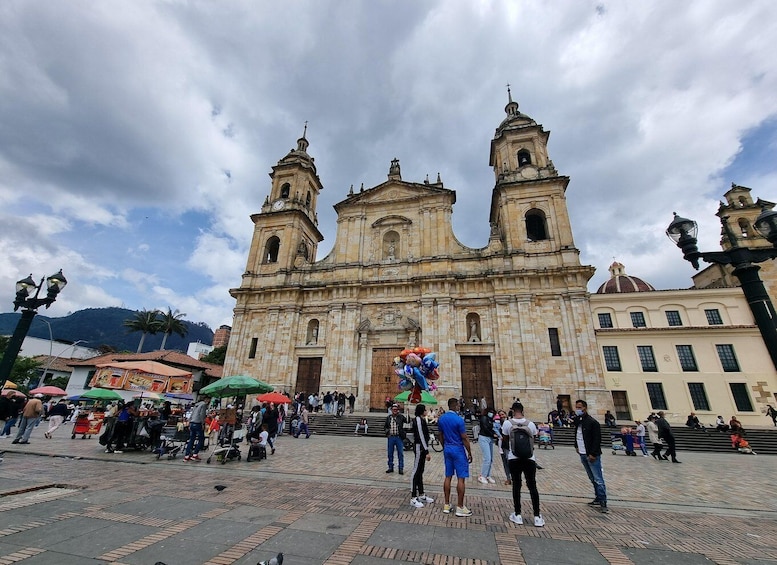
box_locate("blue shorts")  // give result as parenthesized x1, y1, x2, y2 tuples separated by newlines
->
(443, 446, 470, 478)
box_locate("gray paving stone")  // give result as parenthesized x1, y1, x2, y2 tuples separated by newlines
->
(63, 489, 136, 505)
(367, 520, 433, 552)
(46, 522, 158, 558)
(518, 537, 609, 565)
(623, 547, 716, 563)
(350, 557, 418, 565)
(254, 528, 347, 560)
(428, 526, 499, 562)
(0, 510, 47, 529)
(213, 505, 284, 524)
(4, 499, 88, 518)
(0, 478, 41, 492)
(368, 521, 499, 561)
(176, 519, 262, 544)
(0, 516, 109, 548)
(0, 551, 109, 564)
(233, 551, 320, 565)
(120, 536, 232, 565)
(288, 512, 361, 535)
(103, 495, 223, 520)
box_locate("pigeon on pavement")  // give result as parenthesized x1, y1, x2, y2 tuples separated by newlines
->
(257, 552, 283, 565)
(214, 485, 227, 493)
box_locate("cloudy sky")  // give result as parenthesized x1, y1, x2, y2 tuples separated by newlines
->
(1, 1, 776, 332)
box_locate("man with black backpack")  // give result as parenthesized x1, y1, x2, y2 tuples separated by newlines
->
(573, 399, 609, 514)
(501, 402, 544, 527)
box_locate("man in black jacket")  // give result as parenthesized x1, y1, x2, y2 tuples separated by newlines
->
(0, 390, 15, 435)
(384, 404, 406, 474)
(656, 411, 680, 463)
(573, 399, 609, 514)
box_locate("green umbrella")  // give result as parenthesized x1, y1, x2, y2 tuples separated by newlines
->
(199, 375, 272, 398)
(81, 388, 124, 401)
(394, 390, 438, 405)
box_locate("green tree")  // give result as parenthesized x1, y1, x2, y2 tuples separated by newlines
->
(123, 309, 162, 353)
(0, 336, 42, 391)
(201, 345, 227, 365)
(158, 307, 188, 350)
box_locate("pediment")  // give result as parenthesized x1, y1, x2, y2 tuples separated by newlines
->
(336, 180, 454, 210)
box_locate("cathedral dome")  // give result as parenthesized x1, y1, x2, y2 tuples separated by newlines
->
(596, 262, 656, 294)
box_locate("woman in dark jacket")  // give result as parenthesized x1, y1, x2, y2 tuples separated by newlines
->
(261, 403, 278, 454)
(477, 407, 498, 484)
(410, 403, 434, 507)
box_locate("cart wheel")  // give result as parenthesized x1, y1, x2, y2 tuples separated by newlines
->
(71, 434, 76, 439)
(246, 456, 251, 462)
(172, 453, 177, 459)
(221, 456, 226, 465)
(206, 458, 211, 464)
(156, 452, 161, 460)
(612, 450, 616, 454)
(237, 455, 241, 461)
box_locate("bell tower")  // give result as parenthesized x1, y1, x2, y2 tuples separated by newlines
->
(244, 125, 324, 274)
(488, 87, 583, 269)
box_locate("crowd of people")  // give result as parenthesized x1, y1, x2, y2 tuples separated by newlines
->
(294, 390, 356, 416)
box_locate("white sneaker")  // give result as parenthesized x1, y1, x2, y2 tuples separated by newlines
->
(410, 497, 424, 508)
(509, 513, 523, 525)
(419, 495, 435, 503)
(477, 476, 488, 484)
(486, 476, 496, 484)
(534, 515, 545, 527)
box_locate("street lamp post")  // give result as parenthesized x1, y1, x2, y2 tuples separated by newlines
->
(0, 270, 67, 383)
(666, 209, 777, 370)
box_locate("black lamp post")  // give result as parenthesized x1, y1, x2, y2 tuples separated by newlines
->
(666, 210, 777, 370)
(0, 270, 67, 383)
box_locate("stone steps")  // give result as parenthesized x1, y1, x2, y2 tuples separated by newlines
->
(287, 413, 777, 455)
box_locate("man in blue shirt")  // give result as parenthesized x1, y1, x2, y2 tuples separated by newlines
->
(437, 397, 473, 517)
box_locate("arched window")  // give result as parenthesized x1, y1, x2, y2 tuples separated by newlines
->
(517, 149, 531, 167)
(738, 196, 747, 208)
(306, 191, 311, 207)
(263, 236, 280, 263)
(738, 218, 750, 238)
(383, 230, 399, 261)
(466, 313, 481, 343)
(306, 319, 319, 345)
(525, 209, 548, 241)
(280, 183, 291, 198)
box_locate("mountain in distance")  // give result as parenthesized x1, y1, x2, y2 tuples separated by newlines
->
(0, 307, 214, 353)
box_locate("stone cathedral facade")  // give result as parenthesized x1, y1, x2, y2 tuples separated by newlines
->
(223, 95, 611, 416)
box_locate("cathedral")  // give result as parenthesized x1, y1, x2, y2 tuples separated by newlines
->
(222, 93, 611, 417)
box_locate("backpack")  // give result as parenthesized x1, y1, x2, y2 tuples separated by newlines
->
(509, 419, 534, 460)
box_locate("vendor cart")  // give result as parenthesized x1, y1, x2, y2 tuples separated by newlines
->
(71, 412, 104, 439)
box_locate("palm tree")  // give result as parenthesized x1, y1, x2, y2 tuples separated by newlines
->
(158, 307, 188, 350)
(123, 309, 162, 353)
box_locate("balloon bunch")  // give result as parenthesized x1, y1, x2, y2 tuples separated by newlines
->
(394, 347, 441, 403)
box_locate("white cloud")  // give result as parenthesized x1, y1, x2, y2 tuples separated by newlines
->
(0, 1, 775, 329)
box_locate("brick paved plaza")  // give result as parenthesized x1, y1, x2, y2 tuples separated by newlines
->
(1, 425, 776, 564)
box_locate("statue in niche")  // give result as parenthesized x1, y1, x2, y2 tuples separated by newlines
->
(468, 319, 481, 343)
(307, 327, 318, 345)
(387, 241, 396, 261)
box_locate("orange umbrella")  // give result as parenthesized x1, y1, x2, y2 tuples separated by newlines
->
(255, 392, 292, 404)
(29, 386, 67, 396)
